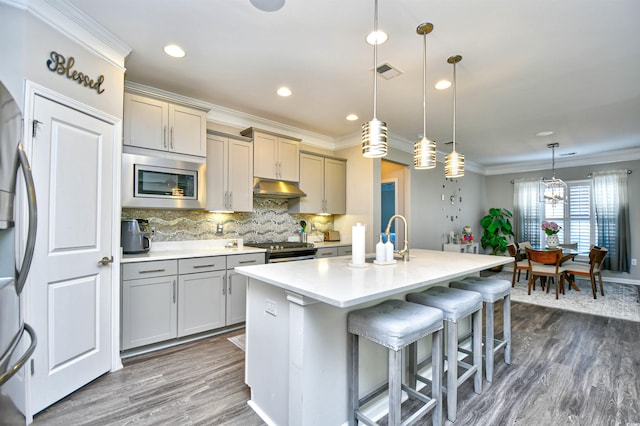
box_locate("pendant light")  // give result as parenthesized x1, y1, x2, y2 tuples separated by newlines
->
(413, 23, 436, 170)
(445, 55, 464, 178)
(541, 142, 568, 206)
(362, 0, 388, 158)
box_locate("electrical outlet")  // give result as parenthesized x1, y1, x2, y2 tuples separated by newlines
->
(265, 299, 277, 317)
(632, 259, 638, 266)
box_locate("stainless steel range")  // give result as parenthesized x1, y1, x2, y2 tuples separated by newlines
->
(245, 241, 317, 263)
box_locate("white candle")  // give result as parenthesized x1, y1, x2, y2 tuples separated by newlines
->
(351, 223, 366, 265)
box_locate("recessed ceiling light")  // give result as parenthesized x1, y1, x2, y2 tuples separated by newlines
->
(250, 0, 285, 12)
(163, 44, 186, 58)
(435, 79, 451, 90)
(366, 30, 388, 45)
(536, 130, 554, 137)
(277, 87, 292, 97)
(346, 114, 358, 121)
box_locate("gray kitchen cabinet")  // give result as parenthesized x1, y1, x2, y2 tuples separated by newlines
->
(124, 92, 208, 157)
(316, 247, 339, 258)
(289, 152, 346, 214)
(241, 127, 300, 182)
(121, 260, 178, 350)
(121, 253, 263, 351)
(206, 133, 254, 212)
(226, 253, 264, 325)
(337, 246, 352, 256)
(177, 256, 227, 337)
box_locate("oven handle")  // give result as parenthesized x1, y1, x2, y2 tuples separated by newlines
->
(269, 254, 317, 263)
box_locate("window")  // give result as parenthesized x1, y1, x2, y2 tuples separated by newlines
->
(543, 180, 594, 253)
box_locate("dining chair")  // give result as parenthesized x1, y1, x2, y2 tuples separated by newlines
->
(507, 243, 529, 287)
(525, 248, 566, 299)
(563, 247, 608, 299)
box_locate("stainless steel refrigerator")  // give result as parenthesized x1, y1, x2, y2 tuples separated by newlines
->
(0, 81, 37, 424)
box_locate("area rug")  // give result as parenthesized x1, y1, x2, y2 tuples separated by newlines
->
(490, 271, 640, 322)
(227, 334, 246, 351)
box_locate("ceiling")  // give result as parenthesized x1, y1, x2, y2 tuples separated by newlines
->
(67, 0, 640, 174)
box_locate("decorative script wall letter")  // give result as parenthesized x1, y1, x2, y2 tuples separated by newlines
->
(46, 51, 105, 94)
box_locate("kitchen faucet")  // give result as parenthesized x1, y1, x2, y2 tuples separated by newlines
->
(384, 214, 410, 261)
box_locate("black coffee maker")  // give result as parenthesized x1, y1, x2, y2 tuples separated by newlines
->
(121, 219, 151, 254)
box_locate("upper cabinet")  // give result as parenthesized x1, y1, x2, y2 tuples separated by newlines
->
(289, 152, 347, 215)
(206, 132, 254, 212)
(241, 127, 300, 182)
(124, 92, 208, 157)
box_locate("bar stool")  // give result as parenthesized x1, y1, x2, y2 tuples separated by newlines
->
(347, 299, 444, 426)
(407, 286, 483, 422)
(450, 276, 511, 382)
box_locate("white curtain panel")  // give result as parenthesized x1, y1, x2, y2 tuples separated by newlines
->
(513, 178, 542, 247)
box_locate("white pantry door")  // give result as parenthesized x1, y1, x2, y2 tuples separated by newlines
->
(28, 94, 114, 414)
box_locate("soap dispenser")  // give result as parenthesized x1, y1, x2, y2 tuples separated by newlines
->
(376, 234, 385, 263)
(384, 234, 394, 262)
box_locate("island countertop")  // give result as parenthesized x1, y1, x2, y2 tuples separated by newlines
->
(235, 248, 511, 308)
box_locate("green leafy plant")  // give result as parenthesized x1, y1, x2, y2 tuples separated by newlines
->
(480, 207, 515, 255)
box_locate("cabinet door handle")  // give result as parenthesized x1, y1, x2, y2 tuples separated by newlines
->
(172, 280, 176, 303)
(238, 260, 257, 264)
(170, 126, 174, 150)
(222, 276, 226, 296)
(139, 268, 166, 274)
(163, 126, 167, 148)
(228, 275, 232, 295)
(320, 252, 333, 257)
(192, 264, 216, 269)
(228, 192, 232, 210)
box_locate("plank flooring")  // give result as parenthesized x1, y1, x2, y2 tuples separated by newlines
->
(33, 302, 640, 426)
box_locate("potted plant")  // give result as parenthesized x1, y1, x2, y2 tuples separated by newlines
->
(480, 208, 515, 269)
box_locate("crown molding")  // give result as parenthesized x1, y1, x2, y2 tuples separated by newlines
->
(26, 0, 131, 70)
(484, 146, 640, 176)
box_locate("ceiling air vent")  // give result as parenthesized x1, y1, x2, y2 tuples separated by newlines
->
(376, 62, 402, 80)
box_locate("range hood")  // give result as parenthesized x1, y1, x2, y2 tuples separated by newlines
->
(253, 178, 307, 199)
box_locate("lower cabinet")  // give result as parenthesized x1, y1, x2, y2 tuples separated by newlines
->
(316, 245, 353, 258)
(121, 252, 264, 351)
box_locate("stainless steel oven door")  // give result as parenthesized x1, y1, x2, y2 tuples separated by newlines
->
(269, 254, 317, 263)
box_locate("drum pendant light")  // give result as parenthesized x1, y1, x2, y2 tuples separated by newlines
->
(414, 22, 436, 170)
(362, 0, 388, 158)
(445, 55, 465, 178)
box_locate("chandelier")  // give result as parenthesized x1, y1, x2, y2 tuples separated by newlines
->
(541, 142, 567, 205)
(413, 22, 436, 169)
(361, 0, 388, 158)
(444, 55, 464, 178)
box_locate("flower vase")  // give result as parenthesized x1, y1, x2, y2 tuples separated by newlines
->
(546, 234, 559, 248)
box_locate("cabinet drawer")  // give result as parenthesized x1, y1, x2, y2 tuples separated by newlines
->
(227, 253, 265, 269)
(337, 246, 352, 256)
(122, 260, 177, 280)
(179, 256, 226, 274)
(317, 247, 338, 258)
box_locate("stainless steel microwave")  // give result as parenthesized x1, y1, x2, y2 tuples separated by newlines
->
(122, 152, 205, 209)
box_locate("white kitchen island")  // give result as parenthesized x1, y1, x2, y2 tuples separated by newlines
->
(235, 249, 511, 426)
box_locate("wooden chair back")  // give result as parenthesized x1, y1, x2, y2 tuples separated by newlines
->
(507, 243, 519, 259)
(590, 247, 608, 273)
(526, 248, 562, 269)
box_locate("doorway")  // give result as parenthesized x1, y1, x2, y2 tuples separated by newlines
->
(381, 160, 407, 248)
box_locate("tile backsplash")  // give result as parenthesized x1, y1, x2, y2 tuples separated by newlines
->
(122, 198, 334, 243)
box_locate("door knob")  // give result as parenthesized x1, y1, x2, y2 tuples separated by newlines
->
(98, 256, 114, 266)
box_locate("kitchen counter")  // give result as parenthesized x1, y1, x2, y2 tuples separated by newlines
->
(236, 249, 511, 425)
(121, 239, 265, 263)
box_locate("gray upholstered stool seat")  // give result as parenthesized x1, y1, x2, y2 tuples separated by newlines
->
(407, 286, 483, 422)
(450, 276, 512, 382)
(348, 299, 444, 426)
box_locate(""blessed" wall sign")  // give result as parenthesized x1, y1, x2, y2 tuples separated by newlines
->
(46, 51, 105, 94)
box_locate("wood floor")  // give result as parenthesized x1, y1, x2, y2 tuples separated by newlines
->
(33, 302, 640, 426)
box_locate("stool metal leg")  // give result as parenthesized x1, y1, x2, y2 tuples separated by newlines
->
(348, 333, 358, 426)
(485, 301, 495, 382)
(408, 342, 417, 395)
(446, 320, 458, 422)
(504, 295, 512, 365)
(388, 348, 402, 426)
(473, 309, 483, 394)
